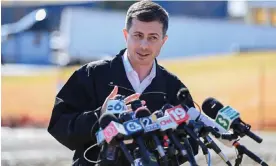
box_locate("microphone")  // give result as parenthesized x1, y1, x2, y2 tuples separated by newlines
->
(202, 97, 263, 143)
(98, 113, 119, 165)
(164, 104, 210, 163)
(133, 147, 143, 166)
(156, 107, 198, 166)
(177, 89, 238, 147)
(152, 110, 182, 166)
(233, 142, 269, 166)
(99, 113, 134, 165)
(105, 95, 127, 115)
(177, 89, 233, 166)
(183, 108, 235, 165)
(185, 107, 238, 145)
(188, 120, 232, 166)
(204, 135, 232, 166)
(134, 108, 168, 166)
(201, 98, 268, 166)
(132, 147, 159, 166)
(129, 99, 143, 111)
(95, 128, 105, 146)
(119, 111, 155, 165)
(119, 111, 133, 124)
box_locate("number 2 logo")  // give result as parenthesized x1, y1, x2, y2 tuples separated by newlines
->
(141, 117, 152, 127)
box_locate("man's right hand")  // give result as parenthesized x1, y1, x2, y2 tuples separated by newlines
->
(101, 86, 145, 115)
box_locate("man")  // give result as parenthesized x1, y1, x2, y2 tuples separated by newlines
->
(48, 1, 198, 165)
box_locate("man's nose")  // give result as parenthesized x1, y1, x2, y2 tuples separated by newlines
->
(140, 39, 149, 50)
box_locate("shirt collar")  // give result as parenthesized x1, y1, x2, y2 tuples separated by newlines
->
(122, 49, 156, 78)
(123, 50, 134, 73)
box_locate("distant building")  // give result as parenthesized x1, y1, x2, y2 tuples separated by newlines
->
(1, 1, 229, 26)
(246, 1, 276, 26)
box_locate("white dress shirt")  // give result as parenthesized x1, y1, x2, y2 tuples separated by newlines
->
(122, 50, 156, 93)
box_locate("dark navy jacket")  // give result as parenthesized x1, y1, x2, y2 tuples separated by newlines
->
(48, 48, 198, 165)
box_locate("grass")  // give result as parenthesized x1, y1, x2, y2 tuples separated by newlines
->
(160, 52, 276, 130)
(2, 52, 276, 129)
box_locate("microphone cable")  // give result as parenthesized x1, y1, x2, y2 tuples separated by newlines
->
(84, 114, 101, 163)
(84, 143, 102, 164)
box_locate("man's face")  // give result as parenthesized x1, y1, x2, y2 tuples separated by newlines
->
(123, 18, 168, 66)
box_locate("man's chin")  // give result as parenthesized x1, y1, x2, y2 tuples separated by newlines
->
(136, 59, 153, 66)
(130, 56, 154, 66)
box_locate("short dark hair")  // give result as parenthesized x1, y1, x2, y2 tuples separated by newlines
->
(125, 0, 169, 37)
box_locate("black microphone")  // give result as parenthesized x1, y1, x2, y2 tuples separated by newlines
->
(114, 94, 125, 100)
(188, 120, 232, 166)
(233, 142, 268, 166)
(204, 136, 232, 166)
(177, 87, 192, 100)
(130, 99, 143, 111)
(161, 103, 175, 112)
(98, 113, 119, 165)
(177, 89, 232, 165)
(119, 110, 155, 165)
(133, 147, 143, 166)
(202, 97, 263, 143)
(176, 89, 210, 163)
(99, 113, 134, 165)
(134, 108, 169, 166)
(152, 110, 181, 166)
(200, 98, 269, 166)
(157, 104, 199, 166)
(178, 124, 210, 163)
(119, 111, 133, 124)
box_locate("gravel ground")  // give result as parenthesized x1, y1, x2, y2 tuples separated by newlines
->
(2, 127, 276, 166)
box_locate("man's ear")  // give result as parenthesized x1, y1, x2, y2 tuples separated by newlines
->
(162, 35, 168, 46)
(123, 28, 128, 41)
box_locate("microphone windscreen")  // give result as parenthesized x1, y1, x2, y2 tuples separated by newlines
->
(160, 104, 173, 113)
(202, 97, 224, 119)
(177, 88, 190, 102)
(130, 99, 143, 111)
(99, 113, 119, 129)
(118, 112, 133, 122)
(114, 94, 125, 100)
(134, 107, 151, 118)
(152, 110, 164, 118)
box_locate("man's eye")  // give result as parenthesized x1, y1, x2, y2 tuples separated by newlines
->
(134, 34, 142, 38)
(149, 36, 158, 40)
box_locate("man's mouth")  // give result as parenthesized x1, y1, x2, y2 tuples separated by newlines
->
(137, 52, 150, 57)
